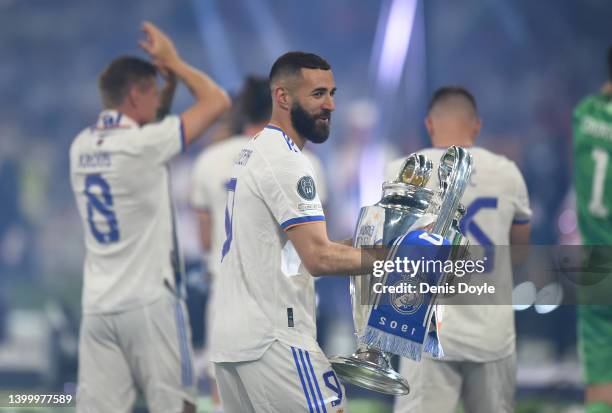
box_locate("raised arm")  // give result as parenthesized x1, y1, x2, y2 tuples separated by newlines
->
(139, 21, 231, 145)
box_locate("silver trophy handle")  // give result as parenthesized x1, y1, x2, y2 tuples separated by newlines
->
(432, 146, 473, 237)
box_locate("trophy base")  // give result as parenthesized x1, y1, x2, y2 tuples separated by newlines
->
(329, 350, 410, 396)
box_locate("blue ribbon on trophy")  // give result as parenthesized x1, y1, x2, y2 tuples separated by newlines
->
(361, 229, 451, 361)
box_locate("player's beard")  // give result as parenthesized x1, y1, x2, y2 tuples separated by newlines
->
(290, 102, 331, 144)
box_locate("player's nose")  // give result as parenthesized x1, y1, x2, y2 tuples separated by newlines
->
(322, 94, 335, 112)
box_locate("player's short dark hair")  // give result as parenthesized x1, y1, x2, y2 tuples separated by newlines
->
(428, 86, 478, 115)
(98, 56, 158, 108)
(237, 76, 272, 125)
(269, 52, 331, 84)
(607, 45, 612, 81)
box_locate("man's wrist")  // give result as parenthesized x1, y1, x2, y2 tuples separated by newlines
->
(164, 56, 184, 72)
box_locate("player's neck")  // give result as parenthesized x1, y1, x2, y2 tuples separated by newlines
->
(268, 117, 306, 150)
(431, 136, 475, 148)
(114, 105, 144, 126)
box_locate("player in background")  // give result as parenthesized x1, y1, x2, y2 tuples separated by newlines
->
(387, 86, 531, 413)
(573, 45, 612, 413)
(190, 75, 327, 412)
(69, 22, 230, 413)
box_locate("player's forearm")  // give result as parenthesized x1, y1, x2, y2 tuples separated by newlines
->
(168, 59, 230, 109)
(305, 242, 384, 277)
(510, 223, 531, 267)
(166, 59, 231, 144)
(197, 211, 212, 251)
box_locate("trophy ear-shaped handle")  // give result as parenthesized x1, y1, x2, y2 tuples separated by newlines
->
(396, 153, 434, 187)
(396, 154, 417, 183)
(432, 146, 473, 237)
(438, 146, 459, 193)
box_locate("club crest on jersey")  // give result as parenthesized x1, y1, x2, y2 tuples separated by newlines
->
(297, 176, 316, 201)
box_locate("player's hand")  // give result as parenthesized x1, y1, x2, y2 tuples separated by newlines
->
(139, 21, 180, 67)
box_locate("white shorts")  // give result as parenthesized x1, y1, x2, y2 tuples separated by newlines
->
(214, 340, 347, 413)
(393, 353, 516, 413)
(76, 292, 196, 413)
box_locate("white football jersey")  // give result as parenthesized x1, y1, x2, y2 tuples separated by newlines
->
(209, 125, 325, 363)
(385, 146, 532, 361)
(190, 135, 327, 277)
(70, 110, 184, 314)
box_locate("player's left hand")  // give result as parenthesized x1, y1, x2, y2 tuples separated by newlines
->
(139, 21, 180, 68)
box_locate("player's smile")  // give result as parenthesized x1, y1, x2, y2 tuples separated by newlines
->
(316, 111, 331, 125)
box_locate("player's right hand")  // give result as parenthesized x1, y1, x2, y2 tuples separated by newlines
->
(139, 21, 180, 68)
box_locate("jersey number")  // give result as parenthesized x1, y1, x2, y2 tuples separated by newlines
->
(588, 148, 609, 218)
(460, 197, 497, 272)
(323, 370, 343, 407)
(84, 174, 119, 244)
(221, 178, 237, 261)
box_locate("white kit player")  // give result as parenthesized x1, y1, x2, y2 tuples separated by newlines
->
(387, 87, 532, 413)
(190, 76, 327, 411)
(209, 52, 390, 413)
(69, 22, 230, 413)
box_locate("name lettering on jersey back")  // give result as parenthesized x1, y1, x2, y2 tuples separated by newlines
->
(78, 152, 111, 168)
(234, 149, 253, 166)
(581, 116, 612, 142)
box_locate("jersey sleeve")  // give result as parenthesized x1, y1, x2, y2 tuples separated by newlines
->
(304, 152, 328, 204)
(510, 163, 532, 224)
(133, 115, 185, 164)
(259, 155, 326, 231)
(190, 150, 213, 211)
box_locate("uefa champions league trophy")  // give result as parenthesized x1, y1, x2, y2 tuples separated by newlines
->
(329, 146, 473, 395)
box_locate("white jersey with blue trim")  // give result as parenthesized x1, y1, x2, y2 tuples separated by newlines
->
(210, 125, 326, 363)
(70, 110, 185, 315)
(190, 135, 328, 278)
(386, 146, 532, 361)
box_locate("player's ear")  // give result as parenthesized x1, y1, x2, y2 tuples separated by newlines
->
(424, 116, 434, 137)
(273, 86, 291, 111)
(126, 86, 138, 109)
(472, 118, 482, 139)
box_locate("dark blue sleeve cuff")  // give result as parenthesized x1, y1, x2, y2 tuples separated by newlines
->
(513, 218, 531, 224)
(280, 215, 326, 230)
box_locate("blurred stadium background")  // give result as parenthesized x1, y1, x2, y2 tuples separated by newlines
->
(0, 0, 611, 411)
